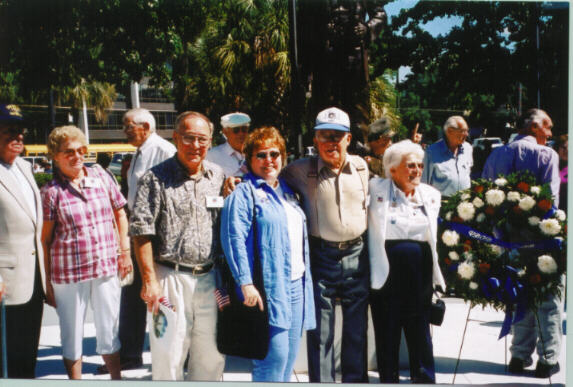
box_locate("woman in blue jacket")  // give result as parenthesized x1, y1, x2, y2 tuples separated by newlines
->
(221, 126, 315, 382)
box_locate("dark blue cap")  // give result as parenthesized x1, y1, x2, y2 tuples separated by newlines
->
(0, 104, 25, 125)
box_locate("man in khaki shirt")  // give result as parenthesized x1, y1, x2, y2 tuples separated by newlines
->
(281, 107, 369, 382)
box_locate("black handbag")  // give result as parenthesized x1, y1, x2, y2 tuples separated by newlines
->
(430, 293, 446, 326)
(216, 186, 270, 360)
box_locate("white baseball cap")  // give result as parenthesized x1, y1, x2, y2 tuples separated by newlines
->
(314, 107, 350, 132)
(220, 112, 251, 128)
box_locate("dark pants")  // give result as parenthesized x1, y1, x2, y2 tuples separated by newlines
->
(370, 240, 435, 384)
(118, 254, 147, 362)
(307, 236, 369, 383)
(0, 261, 44, 378)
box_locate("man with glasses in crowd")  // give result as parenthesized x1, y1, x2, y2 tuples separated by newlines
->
(206, 112, 250, 177)
(281, 107, 370, 382)
(0, 104, 46, 378)
(364, 116, 395, 177)
(421, 115, 473, 197)
(101, 108, 175, 373)
(130, 111, 225, 380)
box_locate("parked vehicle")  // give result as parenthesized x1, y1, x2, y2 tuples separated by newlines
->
(472, 137, 503, 151)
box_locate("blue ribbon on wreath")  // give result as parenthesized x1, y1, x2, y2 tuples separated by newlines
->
(439, 220, 563, 250)
(478, 267, 527, 339)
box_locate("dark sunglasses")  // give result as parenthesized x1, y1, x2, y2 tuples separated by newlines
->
(232, 126, 249, 134)
(1, 126, 27, 137)
(255, 151, 280, 160)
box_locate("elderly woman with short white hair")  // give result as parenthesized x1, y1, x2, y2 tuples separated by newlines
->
(368, 140, 446, 384)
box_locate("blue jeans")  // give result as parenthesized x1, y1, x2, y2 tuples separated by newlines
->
(307, 237, 369, 382)
(252, 278, 304, 382)
(510, 287, 563, 366)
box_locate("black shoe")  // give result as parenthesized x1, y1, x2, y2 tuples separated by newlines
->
(508, 357, 525, 374)
(534, 362, 560, 378)
(95, 358, 143, 374)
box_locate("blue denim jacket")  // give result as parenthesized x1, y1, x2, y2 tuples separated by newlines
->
(221, 173, 316, 331)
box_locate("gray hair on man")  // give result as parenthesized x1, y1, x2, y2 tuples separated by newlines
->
(383, 139, 425, 178)
(517, 108, 550, 134)
(123, 108, 156, 132)
(174, 111, 214, 136)
(443, 115, 468, 134)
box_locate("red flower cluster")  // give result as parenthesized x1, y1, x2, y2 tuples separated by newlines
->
(516, 181, 530, 193)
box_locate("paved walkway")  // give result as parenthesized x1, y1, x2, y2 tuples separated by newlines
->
(35, 297, 566, 385)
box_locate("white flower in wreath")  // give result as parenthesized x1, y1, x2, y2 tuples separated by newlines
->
(490, 245, 504, 257)
(537, 255, 558, 274)
(485, 189, 505, 206)
(472, 197, 484, 208)
(458, 261, 475, 280)
(461, 193, 471, 201)
(518, 195, 536, 211)
(448, 251, 460, 261)
(517, 269, 526, 277)
(445, 211, 452, 221)
(507, 191, 520, 202)
(555, 209, 566, 221)
(530, 186, 541, 195)
(457, 202, 475, 221)
(476, 213, 486, 222)
(494, 178, 508, 186)
(469, 281, 479, 290)
(528, 216, 541, 226)
(539, 218, 561, 236)
(442, 230, 460, 246)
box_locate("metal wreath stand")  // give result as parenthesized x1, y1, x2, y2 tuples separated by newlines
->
(451, 303, 555, 385)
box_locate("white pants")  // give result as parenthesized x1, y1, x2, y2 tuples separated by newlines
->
(150, 264, 225, 381)
(53, 276, 121, 360)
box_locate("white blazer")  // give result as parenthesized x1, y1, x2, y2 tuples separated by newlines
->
(368, 177, 446, 291)
(0, 157, 46, 305)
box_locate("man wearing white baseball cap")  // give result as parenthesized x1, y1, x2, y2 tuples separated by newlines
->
(206, 112, 251, 177)
(281, 107, 370, 382)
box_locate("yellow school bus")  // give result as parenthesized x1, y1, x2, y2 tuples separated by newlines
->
(24, 143, 136, 164)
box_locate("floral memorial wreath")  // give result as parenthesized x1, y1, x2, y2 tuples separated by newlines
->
(437, 171, 566, 338)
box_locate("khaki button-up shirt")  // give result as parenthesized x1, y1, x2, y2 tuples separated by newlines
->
(281, 155, 368, 242)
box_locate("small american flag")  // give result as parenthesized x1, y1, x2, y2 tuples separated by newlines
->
(215, 288, 231, 311)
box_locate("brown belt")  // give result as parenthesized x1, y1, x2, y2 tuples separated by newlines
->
(309, 235, 364, 250)
(157, 260, 214, 275)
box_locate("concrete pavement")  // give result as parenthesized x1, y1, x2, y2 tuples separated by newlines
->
(34, 296, 566, 385)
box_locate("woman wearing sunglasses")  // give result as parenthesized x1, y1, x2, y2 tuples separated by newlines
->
(220, 126, 315, 382)
(40, 126, 132, 380)
(368, 140, 446, 384)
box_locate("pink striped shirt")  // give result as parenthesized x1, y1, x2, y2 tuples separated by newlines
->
(41, 164, 127, 284)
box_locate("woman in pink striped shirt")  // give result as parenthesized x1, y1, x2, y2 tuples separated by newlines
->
(40, 126, 132, 380)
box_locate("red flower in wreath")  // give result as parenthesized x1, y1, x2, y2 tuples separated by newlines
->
(529, 274, 541, 285)
(444, 257, 452, 265)
(478, 262, 491, 274)
(538, 199, 552, 212)
(512, 206, 522, 215)
(485, 206, 495, 216)
(516, 181, 530, 193)
(452, 216, 463, 223)
(474, 185, 484, 194)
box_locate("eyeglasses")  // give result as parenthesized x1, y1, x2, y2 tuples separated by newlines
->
(406, 162, 424, 170)
(123, 123, 142, 132)
(59, 146, 87, 157)
(255, 151, 280, 160)
(180, 134, 211, 146)
(231, 126, 249, 134)
(315, 132, 347, 143)
(0, 126, 27, 137)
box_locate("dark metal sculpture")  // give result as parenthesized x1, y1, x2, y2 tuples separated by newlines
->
(294, 0, 386, 147)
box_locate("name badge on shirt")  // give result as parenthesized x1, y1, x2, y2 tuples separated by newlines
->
(83, 177, 99, 188)
(206, 195, 224, 208)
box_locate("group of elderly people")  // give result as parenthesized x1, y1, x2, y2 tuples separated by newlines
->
(2, 102, 463, 383)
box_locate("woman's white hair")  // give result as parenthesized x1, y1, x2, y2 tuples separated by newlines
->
(383, 139, 425, 178)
